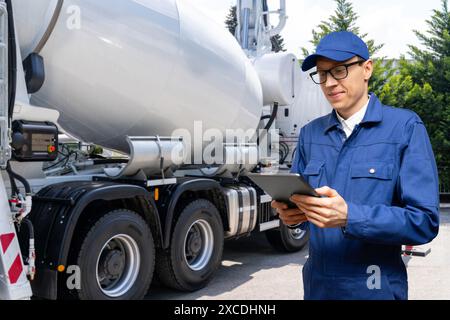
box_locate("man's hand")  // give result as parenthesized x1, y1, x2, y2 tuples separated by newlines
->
(289, 186, 348, 228)
(271, 201, 308, 226)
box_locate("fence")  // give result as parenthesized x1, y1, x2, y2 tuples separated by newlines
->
(438, 166, 449, 203)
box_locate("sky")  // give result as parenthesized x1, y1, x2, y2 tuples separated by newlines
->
(188, 0, 443, 59)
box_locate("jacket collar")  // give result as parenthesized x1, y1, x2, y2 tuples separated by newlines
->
(324, 93, 383, 134)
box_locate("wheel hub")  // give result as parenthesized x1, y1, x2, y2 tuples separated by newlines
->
(96, 234, 141, 298)
(289, 223, 307, 240)
(102, 250, 125, 277)
(187, 228, 202, 256)
(183, 219, 214, 271)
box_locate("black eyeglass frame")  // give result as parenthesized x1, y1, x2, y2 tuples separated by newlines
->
(309, 60, 366, 84)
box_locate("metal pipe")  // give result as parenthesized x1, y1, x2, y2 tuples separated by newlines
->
(239, 0, 253, 50)
(267, 0, 287, 38)
(242, 8, 250, 49)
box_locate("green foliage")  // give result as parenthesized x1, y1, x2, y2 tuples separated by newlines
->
(225, 5, 238, 36)
(301, 0, 383, 57)
(301, 0, 389, 96)
(271, 34, 286, 53)
(304, 0, 450, 191)
(407, 0, 450, 93)
(380, 0, 450, 190)
(369, 59, 396, 97)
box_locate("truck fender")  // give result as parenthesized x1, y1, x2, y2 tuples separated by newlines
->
(27, 181, 161, 299)
(158, 178, 224, 249)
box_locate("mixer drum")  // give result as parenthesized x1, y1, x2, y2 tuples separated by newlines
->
(13, 0, 263, 155)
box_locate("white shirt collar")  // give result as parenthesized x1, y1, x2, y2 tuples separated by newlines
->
(336, 97, 370, 138)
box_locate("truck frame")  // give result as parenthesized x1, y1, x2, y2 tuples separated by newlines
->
(0, 0, 310, 300)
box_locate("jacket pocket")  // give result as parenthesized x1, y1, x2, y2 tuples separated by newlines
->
(351, 162, 393, 180)
(350, 161, 395, 204)
(303, 159, 325, 188)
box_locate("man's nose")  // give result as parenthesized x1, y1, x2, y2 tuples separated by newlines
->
(324, 72, 338, 87)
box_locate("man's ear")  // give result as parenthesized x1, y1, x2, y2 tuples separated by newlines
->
(364, 59, 374, 82)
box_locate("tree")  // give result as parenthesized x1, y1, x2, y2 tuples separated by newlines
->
(271, 34, 286, 53)
(301, 0, 391, 95)
(302, 0, 382, 56)
(380, 0, 450, 192)
(225, 5, 238, 36)
(407, 0, 449, 93)
(225, 5, 286, 52)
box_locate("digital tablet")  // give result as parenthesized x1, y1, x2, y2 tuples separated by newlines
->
(247, 172, 320, 208)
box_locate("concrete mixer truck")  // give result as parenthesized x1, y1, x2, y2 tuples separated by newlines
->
(0, 0, 328, 300)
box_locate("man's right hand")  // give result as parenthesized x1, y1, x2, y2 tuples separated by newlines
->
(271, 200, 308, 226)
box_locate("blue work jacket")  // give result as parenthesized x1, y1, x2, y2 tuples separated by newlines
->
(291, 93, 440, 300)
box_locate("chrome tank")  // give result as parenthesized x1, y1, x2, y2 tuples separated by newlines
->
(13, 0, 263, 154)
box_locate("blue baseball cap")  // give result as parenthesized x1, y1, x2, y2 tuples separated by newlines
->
(301, 31, 370, 71)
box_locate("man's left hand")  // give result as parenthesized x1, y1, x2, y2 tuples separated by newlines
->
(290, 186, 348, 228)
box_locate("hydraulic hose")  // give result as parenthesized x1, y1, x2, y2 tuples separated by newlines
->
(6, 161, 31, 194)
(6, 0, 17, 119)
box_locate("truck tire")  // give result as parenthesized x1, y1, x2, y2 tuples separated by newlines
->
(266, 222, 309, 253)
(74, 209, 154, 300)
(156, 199, 224, 291)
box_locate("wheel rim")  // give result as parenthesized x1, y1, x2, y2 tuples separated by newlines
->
(183, 219, 214, 271)
(289, 226, 307, 240)
(96, 234, 140, 298)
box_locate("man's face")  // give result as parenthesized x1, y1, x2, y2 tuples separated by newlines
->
(316, 56, 373, 117)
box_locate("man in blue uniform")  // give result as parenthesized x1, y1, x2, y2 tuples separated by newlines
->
(272, 31, 440, 300)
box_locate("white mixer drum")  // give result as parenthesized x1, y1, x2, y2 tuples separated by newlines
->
(13, 0, 263, 155)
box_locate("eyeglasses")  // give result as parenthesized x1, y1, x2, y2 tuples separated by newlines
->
(309, 60, 366, 84)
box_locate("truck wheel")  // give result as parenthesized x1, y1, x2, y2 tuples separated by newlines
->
(75, 209, 154, 300)
(266, 222, 309, 253)
(156, 199, 224, 291)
